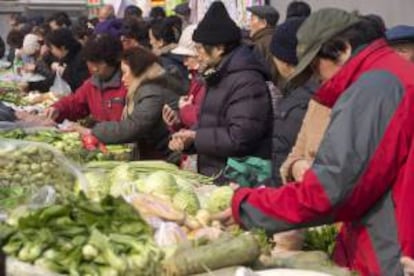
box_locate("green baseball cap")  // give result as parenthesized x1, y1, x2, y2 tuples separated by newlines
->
(289, 8, 361, 81)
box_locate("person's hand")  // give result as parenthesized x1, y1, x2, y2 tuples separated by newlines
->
(162, 104, 180, 127)
(401, 256, 414, 276)
(210, 183, 239, 226)
(172, 129, 196, 149)
(51, 62, 65, 75)
(169, 136, 185, 152)
(291, 159, 311, 182)
(61, 122, 91, 136)
(16, 111, 56, 127)
(43, 107, 60, 121)
(178, 95, 194, 109)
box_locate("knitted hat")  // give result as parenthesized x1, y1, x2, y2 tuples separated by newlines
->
(22, 34, 41, 56)
(172, 24, 197, 56)
(270, 17, 306, 65)
(193, 1, 241, 45)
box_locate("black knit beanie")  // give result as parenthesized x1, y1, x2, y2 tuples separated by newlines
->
(270, 17, 306, 65)
(193, 1, 241, 45)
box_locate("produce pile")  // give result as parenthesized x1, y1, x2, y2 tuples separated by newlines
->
(0, 194, 164, 276)
(0, 87, 27, 106)
(81, 162, 225, 228)
(0, 140, 80, 210)
(0, 129, 132, 163)
(81, 161, 212, 201)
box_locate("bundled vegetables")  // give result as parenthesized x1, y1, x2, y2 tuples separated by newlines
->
(1, 194, 164, 276)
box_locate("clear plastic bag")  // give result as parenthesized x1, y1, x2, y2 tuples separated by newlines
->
(0, 139, 87, 208)
(50, 72, 71, 97)
(154, 221, 187, 247)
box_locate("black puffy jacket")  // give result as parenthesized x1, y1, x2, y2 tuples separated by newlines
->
(194, 45, 272, 179)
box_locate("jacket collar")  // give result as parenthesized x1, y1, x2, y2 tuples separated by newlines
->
(313, 39, 392, 108)
(91, 69, 122, 91)
(252, 27, 274, 42)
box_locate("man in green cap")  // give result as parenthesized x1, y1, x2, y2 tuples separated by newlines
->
(228, 8, 414, 275)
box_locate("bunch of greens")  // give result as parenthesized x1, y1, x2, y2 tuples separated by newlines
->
(1, 194, 163, 276)
(303, 225, 339, 256)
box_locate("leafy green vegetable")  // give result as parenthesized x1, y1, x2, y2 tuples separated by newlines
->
(206, 186, 234, 213)
(1, 193, 162, 275)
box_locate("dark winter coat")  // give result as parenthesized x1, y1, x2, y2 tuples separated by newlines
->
(271, 79, 316, 186)
(60, 46, 89, 92)
(251, 27, 280, 85)
(92, 71, 181, 161)
(195, 45, 272, 178)
(160, 52, 189, 89)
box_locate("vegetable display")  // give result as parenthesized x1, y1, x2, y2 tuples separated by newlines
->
(0, 140, 80, 206)
(0, 129, 132, 163)
(1, 194, 164, 276)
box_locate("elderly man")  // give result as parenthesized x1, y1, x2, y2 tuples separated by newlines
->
(386, 25, 414, 62)
(247, 5, 280, 85)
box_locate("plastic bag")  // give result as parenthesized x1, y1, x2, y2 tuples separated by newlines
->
(50, 72, 71, 97)
(0, 139, 87, 206)
(154, 221, 187, 247)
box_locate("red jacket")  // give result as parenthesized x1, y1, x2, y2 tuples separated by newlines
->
(178, 71, 206, 128)
(53, 70, 127, 123)
(232, 40, 414, 275)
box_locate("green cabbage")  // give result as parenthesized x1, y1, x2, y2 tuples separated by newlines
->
(174, 176, 194, 193)
(206, 186, 234, 213)
(172, 191, 200, 215)
(109, 164, 136, 197)
(144, 171, 178, 199)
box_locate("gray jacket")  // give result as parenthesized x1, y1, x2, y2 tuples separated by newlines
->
(92, 73, 181, 161)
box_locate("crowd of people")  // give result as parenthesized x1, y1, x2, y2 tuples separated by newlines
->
(1, 1, 414, 275)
